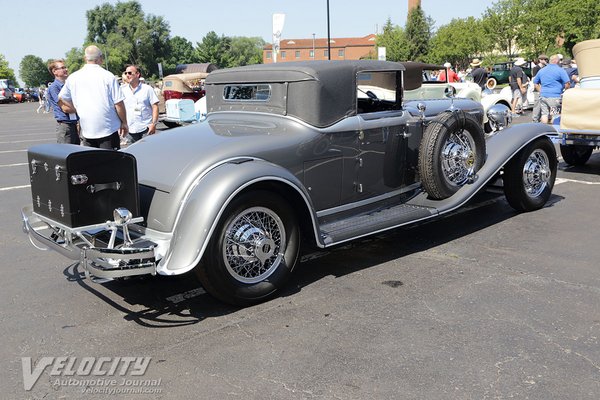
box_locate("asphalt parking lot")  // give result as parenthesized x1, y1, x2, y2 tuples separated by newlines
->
(1, 102, 599, 399)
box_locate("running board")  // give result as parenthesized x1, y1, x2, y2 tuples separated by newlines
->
(319, 203, 437, 245)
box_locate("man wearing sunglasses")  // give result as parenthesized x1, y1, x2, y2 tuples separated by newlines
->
(122, 65, 159, 144)
(46, 59, 80, 144)
(58, 45, 128, 149)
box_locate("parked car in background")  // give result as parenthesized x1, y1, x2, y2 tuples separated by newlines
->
(0, 79, 15, 103)
(160, 72, 209, 128)
(22, 60, 557, 306)
(486, 61, 532, 89)
(553, 38, 600, 165)
(401, 62, 513, 133)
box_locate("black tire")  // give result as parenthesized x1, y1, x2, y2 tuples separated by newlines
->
(194, 190, 300, 306)
(560, 144, 593, 166)
(503, 137, 557, 212)
(162, 120, 180, 129)
(418, 110, 486, 199)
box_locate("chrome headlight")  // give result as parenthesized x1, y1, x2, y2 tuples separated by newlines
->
(487, 104, 512, 132)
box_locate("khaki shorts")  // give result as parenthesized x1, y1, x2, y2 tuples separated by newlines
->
(540, 97, 561, 118)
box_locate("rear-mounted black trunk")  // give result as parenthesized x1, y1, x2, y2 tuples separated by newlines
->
(28, 144, 140, 228)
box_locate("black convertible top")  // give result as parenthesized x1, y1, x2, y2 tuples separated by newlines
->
(205, 60, 405, 127)
(205, 61, 451, 127)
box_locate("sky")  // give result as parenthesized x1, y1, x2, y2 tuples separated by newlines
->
(1, 0, 497, 84)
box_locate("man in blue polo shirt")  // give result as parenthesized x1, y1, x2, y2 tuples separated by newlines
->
(533, 54, 570, 124)
(46, 59, 80, 144)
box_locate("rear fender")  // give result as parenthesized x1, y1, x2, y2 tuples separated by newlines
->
(157, 159, 318, 275)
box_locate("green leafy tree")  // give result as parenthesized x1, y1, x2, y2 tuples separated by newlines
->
(162, 36, 198, 75)
(531, 0, 600, 56)
(376, 18, 408, 61)
(427, 17, 489, 68)
(482, 0, 529, 58)
(228, 37, 265, 67)
(85, 1, 171, 78)
(405, 5, 434, 61)
(195, 31, 232, 68)
(64, 47, 85, 73)
(19, 55, 53, 87)
(0, 54, 18, 84)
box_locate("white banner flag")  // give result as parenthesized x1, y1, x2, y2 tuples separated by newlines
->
(272, 13, 285, 63)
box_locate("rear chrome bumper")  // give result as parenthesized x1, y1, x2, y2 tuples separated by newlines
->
(21, 205, 156, 280)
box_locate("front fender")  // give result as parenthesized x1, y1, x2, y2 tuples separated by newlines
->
(156, 159, 317, 275)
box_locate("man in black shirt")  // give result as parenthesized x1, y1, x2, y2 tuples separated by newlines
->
(470, 58, 488, 90)
(509, 58, 527, 114)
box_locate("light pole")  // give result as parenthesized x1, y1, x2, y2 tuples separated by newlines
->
(326, 0, 331, 60)
(312, 33, 315, 59)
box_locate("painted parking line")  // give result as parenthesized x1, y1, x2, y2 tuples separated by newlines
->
(0, 149, 27, 154)
(555, 177, 600, 185)
(0, 184, 30, 192)
(0, 163, 27, 168)
(0, 138, 53, 144)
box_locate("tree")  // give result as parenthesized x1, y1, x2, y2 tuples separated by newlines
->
(405, 6, 434, 61)
(0, 54, 18, 84)
(64, 47, 85, 73)
(84, 1, 171, 78)
(228, 37, 265, 67)
(162, 36, 198, 75)
(195, 31, 232, 68)
(19, 55, 52, 87)
(482, 0, 529, 58)
(427, 17, 489, 68)
(376, 18, 408, 61)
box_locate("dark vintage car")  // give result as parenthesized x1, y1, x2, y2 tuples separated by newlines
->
(486, 60, 532, 89)
(22, 60, 558, 306)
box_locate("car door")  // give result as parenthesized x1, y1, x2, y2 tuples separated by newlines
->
(354, 71, 409, 201)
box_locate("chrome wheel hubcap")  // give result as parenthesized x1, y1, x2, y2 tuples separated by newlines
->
(441, 131, 476, 187)
(523, 149, 551, 197)
(223, 207, 285, 284)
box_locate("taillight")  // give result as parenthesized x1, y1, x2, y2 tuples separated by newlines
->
(162, 90, 182, 101)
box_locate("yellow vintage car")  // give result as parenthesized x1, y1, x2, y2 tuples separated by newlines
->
(556, 39, 600, 165)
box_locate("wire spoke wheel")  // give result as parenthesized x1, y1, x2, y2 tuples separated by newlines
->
(223, 207, 285, 284)
(441, 129, 477, 188)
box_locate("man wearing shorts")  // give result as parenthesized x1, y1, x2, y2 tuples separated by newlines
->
(533, 54, 570, 124)
(509, 58, 528, 115)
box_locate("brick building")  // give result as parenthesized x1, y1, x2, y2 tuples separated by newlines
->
(263, 34, 377, 63)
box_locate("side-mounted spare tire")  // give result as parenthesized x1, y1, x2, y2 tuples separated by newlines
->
(418, 110, 486, 200)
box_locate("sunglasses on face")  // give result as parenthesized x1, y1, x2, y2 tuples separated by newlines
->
(125, 71, 137, 75)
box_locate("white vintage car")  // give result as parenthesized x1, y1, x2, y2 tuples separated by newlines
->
(399, 62, 513, 134)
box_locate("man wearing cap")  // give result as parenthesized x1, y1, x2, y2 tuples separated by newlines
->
(59, 45, 128, 149)
(533, 54, 570, 124)
(470, 59, 487, 90)
(509, 58, 528, 114)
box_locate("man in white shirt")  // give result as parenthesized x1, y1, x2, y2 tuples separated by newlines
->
(58, 45, 128, 149)
(122, 65, 159, 143)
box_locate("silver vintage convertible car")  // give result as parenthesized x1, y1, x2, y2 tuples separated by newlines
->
(22, 60, 557, 306)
